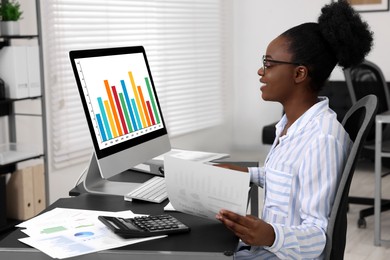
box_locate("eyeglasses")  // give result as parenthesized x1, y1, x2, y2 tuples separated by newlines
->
(262, 55, 302, 75)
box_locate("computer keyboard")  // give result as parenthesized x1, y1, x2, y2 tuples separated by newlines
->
(124, 176, 168, 203)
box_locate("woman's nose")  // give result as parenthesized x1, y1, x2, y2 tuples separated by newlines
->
(258, 67, 265, 76)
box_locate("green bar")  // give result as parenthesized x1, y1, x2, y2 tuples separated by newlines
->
(41, 226, 67, 234)
(145, 77, 160, 124)
(119, 93, 133, 132)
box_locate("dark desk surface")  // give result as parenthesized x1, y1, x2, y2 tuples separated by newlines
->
(1, 161, 258, 259)
(0, 194, 238, 257)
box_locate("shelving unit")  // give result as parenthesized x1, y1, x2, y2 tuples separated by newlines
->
(0, 0, 47, 234)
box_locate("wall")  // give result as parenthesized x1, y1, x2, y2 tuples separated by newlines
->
(231, 0, 390, 153)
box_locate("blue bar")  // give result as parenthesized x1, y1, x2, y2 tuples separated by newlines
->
(96, 114, 107, 142)
(121, 80, 138, 131)
(131, 98, 142, 130)
(97, 97, 112, 140)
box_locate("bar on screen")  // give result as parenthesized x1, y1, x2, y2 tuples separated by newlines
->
(104, 80, 123, 136)
(137, 85, 151, 127)
(96, 114, 107, 142)
(97, 97, 112, 140)
(146, 101, 156, 125)
(145, 77, 160, 124)
(112, 85, 128, 134)
(104, 100, 118, 138)
(121, 79, 138, 131)
(128, 71, 147, 128)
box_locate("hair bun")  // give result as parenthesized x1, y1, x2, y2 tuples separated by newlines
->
(318, 0, 373, 68)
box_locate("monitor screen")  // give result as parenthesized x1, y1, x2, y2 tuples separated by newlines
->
(69, 46, 171, 195)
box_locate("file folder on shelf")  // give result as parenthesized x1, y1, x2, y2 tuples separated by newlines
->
(6, 164, 46, 220)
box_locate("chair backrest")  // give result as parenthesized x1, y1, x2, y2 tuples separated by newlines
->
(324, 94, 378, 260)
(344, 60, 389, 141)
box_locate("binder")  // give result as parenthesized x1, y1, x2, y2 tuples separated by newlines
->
(6, 166, 35, 220)
(6, 164, 46, 220)
(32, 164, 46, 214)
(0, 175, 6, 227)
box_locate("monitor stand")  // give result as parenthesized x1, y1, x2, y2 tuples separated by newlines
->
(83, 154, 141, 196)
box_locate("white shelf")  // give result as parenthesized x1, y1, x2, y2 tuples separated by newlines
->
(0, 143, 41, 165)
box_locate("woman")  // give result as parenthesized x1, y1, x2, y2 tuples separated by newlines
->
(216, 1, 373, 259)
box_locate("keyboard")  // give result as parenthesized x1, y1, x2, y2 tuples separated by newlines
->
(124, 176, 168, 203)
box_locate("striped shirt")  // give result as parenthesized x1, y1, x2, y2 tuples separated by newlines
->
(239, 97, 352, 259)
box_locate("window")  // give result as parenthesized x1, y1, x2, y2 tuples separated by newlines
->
(40, 0, 231, 169)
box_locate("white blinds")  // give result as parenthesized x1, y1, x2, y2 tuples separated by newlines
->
(40, 0, 230, 169)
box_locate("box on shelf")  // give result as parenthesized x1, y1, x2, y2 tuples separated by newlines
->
(6, 164, 46, 220)
(0, 175, 6, 227)
(0, 143, 41, 166)
(0, 46, 41, 99)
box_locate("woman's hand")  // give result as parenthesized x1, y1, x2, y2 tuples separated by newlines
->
(216, 209, 275, 247)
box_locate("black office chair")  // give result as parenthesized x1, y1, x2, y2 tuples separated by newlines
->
(344, 60, 390, 228)
(262, 81, 351, 144)
(325, 94, 378, 260)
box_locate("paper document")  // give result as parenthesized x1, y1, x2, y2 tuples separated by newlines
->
(133, 148, 229, 175)
(164, 155, 250, 220)
(17, 208, 164, 259)
(164, 149, 230, 163)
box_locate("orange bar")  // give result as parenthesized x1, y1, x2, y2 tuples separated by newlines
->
(104, 80, 123, 136)
(137, 86, 151, 127)
(128, 71, 147, 128)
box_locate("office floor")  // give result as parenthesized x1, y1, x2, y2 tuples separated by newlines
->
(344, 158, 390, 260)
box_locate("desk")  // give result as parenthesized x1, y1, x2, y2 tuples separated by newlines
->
(1, 162, 258, 259)
(374, 111, 390, 246)
(0, 194, 238, 259)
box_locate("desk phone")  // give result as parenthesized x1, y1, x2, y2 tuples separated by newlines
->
(98, 214, 190, 238)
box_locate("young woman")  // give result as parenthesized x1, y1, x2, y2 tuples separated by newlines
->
(216, 1, 373, 259)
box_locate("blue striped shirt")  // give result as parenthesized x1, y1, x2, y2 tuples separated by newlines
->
(240, 97, 352, 259)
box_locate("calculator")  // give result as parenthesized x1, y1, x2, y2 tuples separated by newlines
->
(98, 214, 190, 238)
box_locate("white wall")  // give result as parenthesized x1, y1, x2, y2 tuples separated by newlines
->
(231, 0, 390, 153)
(4, 0, 390, 204)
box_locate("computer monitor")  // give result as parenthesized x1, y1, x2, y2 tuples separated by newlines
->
(69, 46, 171, 196)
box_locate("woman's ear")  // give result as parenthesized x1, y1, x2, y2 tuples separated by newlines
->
(294, 66, 308, 84)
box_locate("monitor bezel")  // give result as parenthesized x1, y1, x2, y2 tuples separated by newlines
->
(69, 46, 169, 161)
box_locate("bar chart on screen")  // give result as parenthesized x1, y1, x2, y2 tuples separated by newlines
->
(74, 53, 164, 150)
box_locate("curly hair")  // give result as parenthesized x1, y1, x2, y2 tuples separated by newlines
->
(280, 0, 373, 91)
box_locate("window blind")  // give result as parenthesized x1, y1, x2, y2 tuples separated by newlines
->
(40, 0, 230, 169)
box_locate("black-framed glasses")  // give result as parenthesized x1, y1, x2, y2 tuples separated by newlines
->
(262, 55, 302, 75)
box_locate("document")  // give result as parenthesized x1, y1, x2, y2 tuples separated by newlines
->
(17, 208, 164, 259)
(164, 155, 250, 220)
(133, 148, 229, 175)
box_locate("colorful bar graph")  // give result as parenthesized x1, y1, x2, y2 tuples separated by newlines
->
(94, 71, 161, 142)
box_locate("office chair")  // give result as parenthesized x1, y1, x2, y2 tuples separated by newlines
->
(344, 60, 390, 228)
(325, 94, 378, 260)
(262, 81, 351, 144)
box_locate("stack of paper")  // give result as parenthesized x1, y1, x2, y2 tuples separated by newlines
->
(164, 155, 250, 220)
(17, 208, 164, 259)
